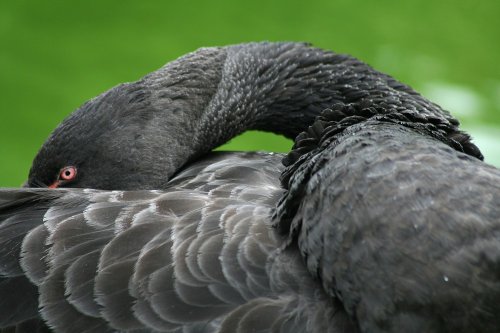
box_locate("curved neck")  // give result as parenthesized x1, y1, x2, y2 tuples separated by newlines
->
(164, 42, 461, 177)
(194, 42, 350, 152)
(141, 42, 359, 180)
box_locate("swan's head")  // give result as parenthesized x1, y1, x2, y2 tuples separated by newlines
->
(27, 83, 184, 190)
(27, 46, 231, 191)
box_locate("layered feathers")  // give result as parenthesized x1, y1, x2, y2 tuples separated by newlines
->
(1, 152, 356, 333)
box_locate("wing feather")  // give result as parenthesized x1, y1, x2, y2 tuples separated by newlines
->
(65, 250, 102, 317)
(20, 225, 50, 284)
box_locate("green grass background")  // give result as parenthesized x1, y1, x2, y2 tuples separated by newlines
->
(1, 0, 499, 186)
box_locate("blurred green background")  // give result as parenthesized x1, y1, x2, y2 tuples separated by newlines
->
(1, 0, 499, 186)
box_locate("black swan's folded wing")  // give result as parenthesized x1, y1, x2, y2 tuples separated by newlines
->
(0, 152, 354, 333)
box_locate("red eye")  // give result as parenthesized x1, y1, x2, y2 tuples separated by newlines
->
(59, 166, 77, 181)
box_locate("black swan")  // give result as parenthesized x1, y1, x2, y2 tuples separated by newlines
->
(1, 42, 499, 333)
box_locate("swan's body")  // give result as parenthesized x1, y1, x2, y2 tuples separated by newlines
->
(1, 42, 499, 333)
(2, 152, 356, 333)
(276, 112, 500, 333)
